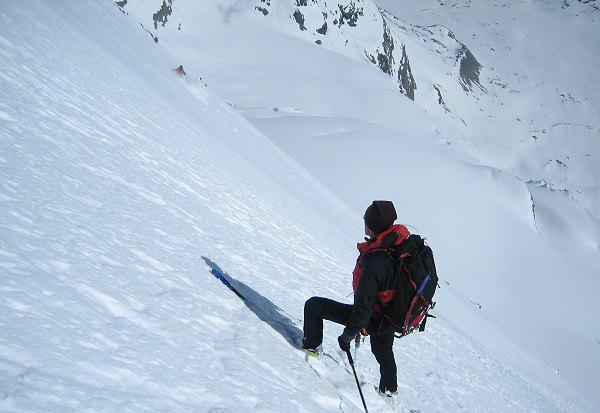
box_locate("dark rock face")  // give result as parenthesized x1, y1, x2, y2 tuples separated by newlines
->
(256, 6, 269, 15)
(293, 9, 307, 30)
(433, 84, 451, 113)
(457, 45, 484, 92)
(256, 0, 271, 15)
(364, 19, 416, 100)
(153, 0, 173, 29)
(316, 20, 328, 35)
(336, 2, 364, 27)
(377, 21, 394, 75)
(398, 45, 416, 100)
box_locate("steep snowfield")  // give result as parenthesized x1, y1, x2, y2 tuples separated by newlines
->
(0, 1, 598, 412)
(124, 0, 600, 409)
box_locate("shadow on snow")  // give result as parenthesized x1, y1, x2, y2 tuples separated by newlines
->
(201, 256, 304, 350)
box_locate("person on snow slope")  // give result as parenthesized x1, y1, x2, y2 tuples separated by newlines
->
(302, 200, 409, 397)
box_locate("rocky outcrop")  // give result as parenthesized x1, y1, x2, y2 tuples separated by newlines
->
(153, 0, 173, 29)
(456, 45, 484, 92)
(399, 45, 416, 100)
(255, 0, 271, 15)
(334, 2, 363, 27)
(362, 17, 416, 100)
(293, 9, 307, 30)
(433, 84, 451, 113)
(316, 20, 328, 35)
(377, 20, 394, 75)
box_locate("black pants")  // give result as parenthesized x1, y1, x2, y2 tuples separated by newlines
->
(302, 296, 397, 392)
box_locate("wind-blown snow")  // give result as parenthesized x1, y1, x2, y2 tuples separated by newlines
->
(1, 1, 598, 412)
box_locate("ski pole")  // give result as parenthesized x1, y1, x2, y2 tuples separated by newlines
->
(346, 350, 369, 413)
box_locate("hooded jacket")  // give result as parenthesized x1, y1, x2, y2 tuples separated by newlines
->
(343, 224, 410, 337)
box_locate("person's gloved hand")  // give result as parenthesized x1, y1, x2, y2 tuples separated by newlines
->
(338, 331, 354, 352)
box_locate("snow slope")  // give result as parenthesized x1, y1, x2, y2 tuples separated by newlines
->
(0, 1, 598, 412)
(119, 0, 600, 410)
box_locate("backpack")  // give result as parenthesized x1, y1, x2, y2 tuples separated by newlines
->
(384, 234, 438, 338)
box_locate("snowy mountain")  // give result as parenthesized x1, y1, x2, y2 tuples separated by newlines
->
(124, 0, 600, 217)
(1, 1, 599, 412)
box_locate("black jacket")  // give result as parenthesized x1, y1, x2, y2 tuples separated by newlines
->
(344, 252, 395, 336)
(343, 224, 410, 337)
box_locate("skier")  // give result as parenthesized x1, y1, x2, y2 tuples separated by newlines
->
(302, 200, 409, 398)
(175, 64, 186, 76)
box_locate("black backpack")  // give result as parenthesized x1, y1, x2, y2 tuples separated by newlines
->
(384, 234, 438, 338)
